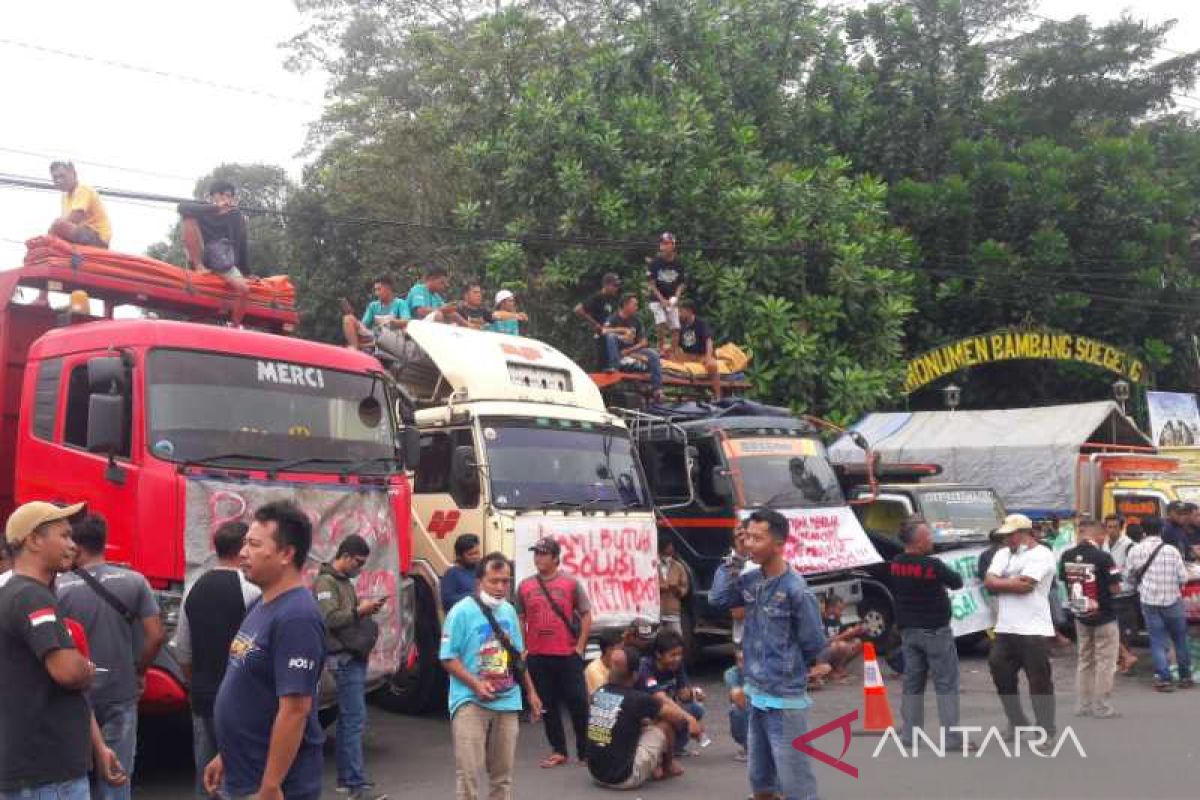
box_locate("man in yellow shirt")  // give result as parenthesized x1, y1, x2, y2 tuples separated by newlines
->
(49, 161, 112, 248)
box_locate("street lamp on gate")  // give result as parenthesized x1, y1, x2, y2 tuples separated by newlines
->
(1112, 379, 1130, 415)
(942, 383, 961, 411)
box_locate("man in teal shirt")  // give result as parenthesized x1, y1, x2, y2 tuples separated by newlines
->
(441, 553, 542, 800)
(406, 266, 450, 321)
(341, 276, 409, 350)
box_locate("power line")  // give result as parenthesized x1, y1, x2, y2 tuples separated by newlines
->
(0, 145, 197, 184)
(0, 37, 321, 108)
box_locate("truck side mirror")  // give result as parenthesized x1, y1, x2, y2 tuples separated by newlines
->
(710, 466, 733, 501)
(86, 393, 126, 455)
(399, 427, 421, 471)
(450, 445, 480, 508)
(88, 356, 126, 394)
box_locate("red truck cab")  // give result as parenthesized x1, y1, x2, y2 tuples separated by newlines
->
(0, 257, 416, 714)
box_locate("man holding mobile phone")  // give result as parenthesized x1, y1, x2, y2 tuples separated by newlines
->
(314, 536, 387, 800)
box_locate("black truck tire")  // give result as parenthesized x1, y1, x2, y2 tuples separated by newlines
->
(372, 578, 446, 715)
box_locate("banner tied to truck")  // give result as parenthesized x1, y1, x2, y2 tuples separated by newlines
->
(513, 516, 659, 627)
(737, 507, 883, 575)
(184, 477, 411, 683)
(903, 328, 1145, 394)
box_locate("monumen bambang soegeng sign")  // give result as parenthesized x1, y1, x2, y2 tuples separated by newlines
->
(903, 328, 1145, 394)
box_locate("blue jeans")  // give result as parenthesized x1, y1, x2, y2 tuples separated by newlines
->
(0, 777, 90, 800)
(1142, 600, 1193, 683)
(900, 626, 961, 746)
(333, 654, 370, 789)
(730, 704, 748, 747)
(602, 335, 662, 389)
(747, 705, 819, 800)
(93, 701, 137, 800)
(674, 700, 705, 753)
(192, 713, 224, 798)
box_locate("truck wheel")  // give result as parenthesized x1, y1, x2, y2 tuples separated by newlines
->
(372, 579, 446, 715)
(857, 591, 894, 647)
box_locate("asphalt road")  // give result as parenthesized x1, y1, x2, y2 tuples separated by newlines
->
(137, 643, 1200, 800)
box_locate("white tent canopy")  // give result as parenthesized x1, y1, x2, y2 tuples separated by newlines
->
(828, 401, 1151, 513)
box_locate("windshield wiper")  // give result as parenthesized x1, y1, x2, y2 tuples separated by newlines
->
(340, 456, 401, 477)
(542, 499, 586, 510)
(177, 453, 283, 471)
(268, 457, 353, 476)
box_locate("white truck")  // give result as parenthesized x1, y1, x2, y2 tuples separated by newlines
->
(375, 321, 660, 713)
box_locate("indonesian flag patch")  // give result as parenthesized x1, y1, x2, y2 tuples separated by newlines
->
(28, 607, 57, 627)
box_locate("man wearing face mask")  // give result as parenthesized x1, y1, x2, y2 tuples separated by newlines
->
(984, 514, 1059, 738)
(314, 535, 387, 800)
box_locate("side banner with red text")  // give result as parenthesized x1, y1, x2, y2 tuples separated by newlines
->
(739, 507, 882, 575)
(513, 515, 660, 628)
(183, 477, 411, 684)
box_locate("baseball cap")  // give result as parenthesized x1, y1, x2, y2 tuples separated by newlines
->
(529, 537, 561, 557)
(602, 272, 621, 287)
(660, 232, 676, 243)
(494, 289, 515, 305)
(5, 500, 86, 546)
(629, 616, 658, 638)
(1167, 500, 1189, 514)
(995, 513, 1034, 536)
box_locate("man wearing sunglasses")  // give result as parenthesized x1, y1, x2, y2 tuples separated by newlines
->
(315, 536, 387, 800)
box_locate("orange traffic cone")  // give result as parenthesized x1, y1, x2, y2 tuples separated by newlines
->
(860, 642, 896, 733)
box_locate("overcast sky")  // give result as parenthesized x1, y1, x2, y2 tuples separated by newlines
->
(1, 0, 1197, 269)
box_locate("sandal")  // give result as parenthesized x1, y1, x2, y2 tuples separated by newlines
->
(540, 754, 568, 769)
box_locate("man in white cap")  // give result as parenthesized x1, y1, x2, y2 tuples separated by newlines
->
(984, 513, 1058, 737)
(488, 289, 528, 336)
(0, 501, 124, 799)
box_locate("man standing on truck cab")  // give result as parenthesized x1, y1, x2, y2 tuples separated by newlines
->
(314, 535, 387, 800)
(890, 517, 965, 749)
(205, 502, 326, 800)
(441, 552, 543, 800)
(710, 509, 828, 800)
(49, 161, 112, 248)
(56, 514, 165, 800)
(1059, 518, 1123, 718)
(984, 514, 1058, 737)
(441, 534, 481, 614)
(574, 273, 622, 368)
(178, 180, 252, 327)
(646, 232, 685, 352)
(516, 537, 594, 768)
(171, 521, 259, 799)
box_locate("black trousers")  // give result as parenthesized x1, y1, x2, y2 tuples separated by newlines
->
(988, 633, 1056, 732)
(527, 653, 590, 758)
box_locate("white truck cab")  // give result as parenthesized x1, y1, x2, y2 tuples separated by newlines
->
(380, 321, 660, 713)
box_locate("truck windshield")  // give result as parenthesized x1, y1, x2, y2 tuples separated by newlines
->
(918, 489, 1003, 542)
(481, 418, 650, 510)
(725, 437, 844, 508)
(147, 349, 395, 472)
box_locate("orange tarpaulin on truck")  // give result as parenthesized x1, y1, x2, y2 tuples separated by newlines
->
(23, 236, 295, 309)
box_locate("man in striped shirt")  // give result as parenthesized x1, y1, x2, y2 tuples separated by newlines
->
(1126, 517, 1194, 692)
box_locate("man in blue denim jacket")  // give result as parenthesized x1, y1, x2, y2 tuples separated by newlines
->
(711, 509, 827, 800)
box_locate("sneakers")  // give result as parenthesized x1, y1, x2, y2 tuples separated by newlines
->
(1153, 679, 1175, 692)
(1073, 706, 1093, 718)
(1093, 707, 1121, 719)
(734, 746, 748, 762)
(348, 790, 388, 800)
(1178, 677, 1195, 689)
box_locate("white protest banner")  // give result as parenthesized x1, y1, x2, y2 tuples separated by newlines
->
(935, 546, 994, 637)
(739, 507, 882, 574)
(514, 515, 659, 628)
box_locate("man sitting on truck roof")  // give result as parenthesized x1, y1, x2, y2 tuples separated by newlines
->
(49, 161, 112, 248)
(407, 265, 450, 321)
(178, 179, 251, 327)
(341, 276, 410, 352)
(602, 294, 663, 401)
(673, 300, 722, 400)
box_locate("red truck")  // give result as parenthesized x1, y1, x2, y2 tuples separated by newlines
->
(0, 253, 418, 715)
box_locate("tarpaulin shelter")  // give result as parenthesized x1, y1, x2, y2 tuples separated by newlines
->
(828, 402, 1152, 516)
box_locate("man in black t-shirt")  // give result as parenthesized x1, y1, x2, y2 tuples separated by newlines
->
(171, 521, 259, 797)
(587, 646, 697, 789)
(0, 501, 108, 798)
(675, 300, 721, 399)
(646, 232, 685, 351)
(1058, 518, 1123, 718)
(574, 273, 622, 367)
(889, 517, 965, 749)
(178, 179, 252, 326)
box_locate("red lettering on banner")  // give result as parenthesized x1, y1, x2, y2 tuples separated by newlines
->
(529, 524, 657, 618)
